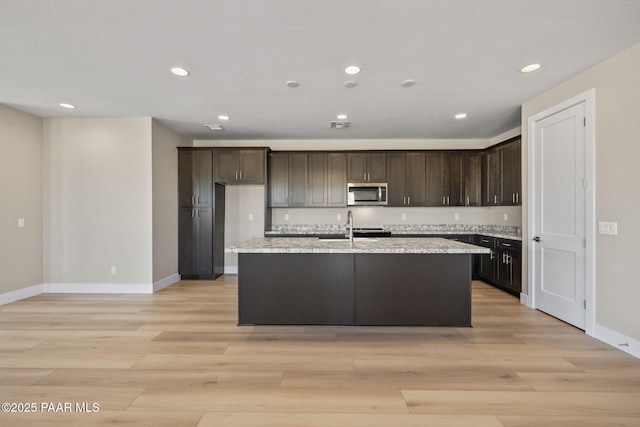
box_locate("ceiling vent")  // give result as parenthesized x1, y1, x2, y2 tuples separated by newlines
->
(330, 121, 350, 129)
(205, 124, 224, 131)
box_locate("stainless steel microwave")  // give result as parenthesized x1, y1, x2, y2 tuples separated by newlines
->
(347, 183, 388, 206)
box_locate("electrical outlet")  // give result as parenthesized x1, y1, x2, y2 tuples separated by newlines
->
(18, 218, 25, 228)
(248, 214, 254, 221)
(337, 214, 342, 221)
(504, 213, 509, 221)
(402, 213, 407, 221)
(284, 214, 290, 221)
(110, 266, 117, 275)
(454, 213, 460, 221)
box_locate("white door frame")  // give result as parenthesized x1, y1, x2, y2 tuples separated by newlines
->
(527, 89, 596, 336)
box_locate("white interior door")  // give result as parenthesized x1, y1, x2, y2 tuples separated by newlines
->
(532, 101, 586, 329)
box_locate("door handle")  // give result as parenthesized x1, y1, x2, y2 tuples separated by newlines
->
(533, 236, 541, 242)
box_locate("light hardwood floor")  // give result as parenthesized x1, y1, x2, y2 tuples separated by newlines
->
(1, 277, 639, 426)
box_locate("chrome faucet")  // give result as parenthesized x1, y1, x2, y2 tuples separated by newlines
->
(346, 210, 354, 245)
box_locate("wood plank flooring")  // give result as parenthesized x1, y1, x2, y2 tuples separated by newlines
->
(1, 277, 639, 426)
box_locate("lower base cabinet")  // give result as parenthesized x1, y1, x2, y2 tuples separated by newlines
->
(473, 236, 521, 296)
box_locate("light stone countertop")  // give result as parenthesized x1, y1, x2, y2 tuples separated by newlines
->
(226, 237, 491, 254)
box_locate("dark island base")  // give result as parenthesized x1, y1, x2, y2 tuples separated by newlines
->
(238, 253, 472, 326)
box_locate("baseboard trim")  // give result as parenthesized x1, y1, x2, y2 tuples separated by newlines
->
(519, 292, 531, 307)
(593, 322, 640, 358)
(224, 266, 238, 274)
(43, 283, 153, 294)
(153, 274, 181, 292)
(0, 284, 44, 306)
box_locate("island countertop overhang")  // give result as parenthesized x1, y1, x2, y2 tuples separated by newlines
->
(226, 237, 491, 254)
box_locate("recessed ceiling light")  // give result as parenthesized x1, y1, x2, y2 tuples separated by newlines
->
(454, 113, 467, 119)
(344, 80, 357, 88)
(520, 63, 541, 73)
(205, 124, 224, 131)
(218, 115, 230, 121)
(401, 79, 416, 87)
(59, 103, 75, 109)
(285, 80, 299, 88)
(170, 67, 189, 77)
(344, 65, 361, 75)
(337, 114, 348, 120)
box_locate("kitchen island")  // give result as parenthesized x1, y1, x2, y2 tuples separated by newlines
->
(226, 237, 490, 327)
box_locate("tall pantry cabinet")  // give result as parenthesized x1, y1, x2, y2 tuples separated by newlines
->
(178, 148, 225, 279)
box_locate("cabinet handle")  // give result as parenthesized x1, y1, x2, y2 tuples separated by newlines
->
(442, 196, 446, 205)
(192, 196, 195, 205)
(235, 171, 238, 180)
(196, 196, 199, 205)
(466, 196, 470, 205)
(516, 193, 519, 204)
(490, 251, 494, 260)
(191, 208, 195, 218)
(368, 172, 371, 182)
(240, 170, 243, 180)
(447, 196, 450, 205)
(494, 195, 498, 204)
(512, 193, 515, 203)
(403, 196, 406, 205)
(481, 239, 489, 243)
(502, 243, 512, 247)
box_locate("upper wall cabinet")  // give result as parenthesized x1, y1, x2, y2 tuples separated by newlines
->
(268, 152, 348, 208)
(347, 152, 387, 183)
(387, 152, 426, 207)
(462, 151, 482, 206)
(215, 149, 266, 184)
(483, 138, 521, 206)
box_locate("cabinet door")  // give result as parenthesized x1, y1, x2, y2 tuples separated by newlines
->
(500, 139, 521, 205)
(347, 153, 367, 183)
(327, 153, 347, 207)
(194, 150, 213, 206)
(307, 153, 327, 207)
(477, 236, 496, 283)
(405, 152, 426, 206)
(288, 153, 308, 207)
(268, 153, 289, 207)
(386, 152, 406, 207)
(194, 207, 213, 276)
(178, 207, 196, 274)
(463, 152, 481, 206)
(178, 151, 195, 207)
(425, 152, 445, 206)
(445, 152, 463, 206)
(484, 148, 500, 205)
(367, 153, 387, 182)
(239, 150, 265, 184)
(215, 150, 240, 182)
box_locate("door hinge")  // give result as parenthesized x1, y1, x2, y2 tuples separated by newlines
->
(582, 178, 586, 188)
(583, 117, 586, 127)
(583, 238, 587, 248)
(584, 300, 587, 309)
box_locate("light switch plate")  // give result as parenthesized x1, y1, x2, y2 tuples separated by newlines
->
(401, 213, 407, 221)
(454, 213, 460, 221)
(284, 214, 290, 221)
(337, 214, 342, 221)
(248, 214, 254, 221)
(18, 218, 25, 228)
(598, 222, 618, 235)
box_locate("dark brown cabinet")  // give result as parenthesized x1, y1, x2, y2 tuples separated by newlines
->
(483, 138, 521, 206)
(500, 139, 521, 205)
(496, 239, 522, 294)
(347, 152, 386, 183)
(268, 152, 347, 208)
(268, 153, 289, 207)
(443, 152, 463, 206)
(178, 148, 225, 280)
(387, 152, 426, 207)
(483, 148, 501, 206)
(288, 153, 308, 207)
(463, 152, 482, 206)
(425, 152, 445, 206)
(474, 235, 521, 296)
(327, 153, 348, 207)
(215, 149, 265, 184)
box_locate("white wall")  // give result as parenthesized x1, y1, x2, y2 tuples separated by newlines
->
(522, 41, 640, 343)
(224, 185, 265, 271)
(0, 105, 43, 297)
(151, 120, 191, 287)
(43, 118, 153, 288)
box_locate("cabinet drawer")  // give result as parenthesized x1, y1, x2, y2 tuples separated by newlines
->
(496, 239, 521, 251)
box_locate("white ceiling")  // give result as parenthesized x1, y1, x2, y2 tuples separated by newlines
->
(2, 0, 640, 141)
